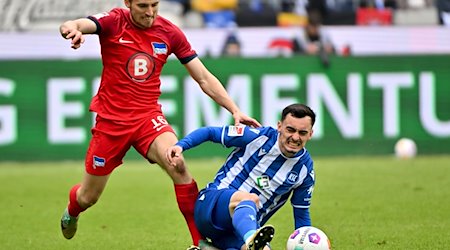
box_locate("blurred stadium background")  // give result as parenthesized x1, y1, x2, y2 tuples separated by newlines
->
(0, 0, 449, 158)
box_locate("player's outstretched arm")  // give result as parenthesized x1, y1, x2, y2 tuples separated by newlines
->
(184, 58, 261, 128)
(59, 18, 97, 49)
(166, 126, 225, 166)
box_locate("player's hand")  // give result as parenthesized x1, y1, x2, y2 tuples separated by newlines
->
(60, 26, 85, 50)
(166, 145, 184, 167)
(232, 111, 261, 128)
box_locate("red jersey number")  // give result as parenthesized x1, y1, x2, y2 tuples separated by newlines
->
(151, 116, 169, 132)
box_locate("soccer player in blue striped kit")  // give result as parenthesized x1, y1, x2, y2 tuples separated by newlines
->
(167, 103, 317, 250)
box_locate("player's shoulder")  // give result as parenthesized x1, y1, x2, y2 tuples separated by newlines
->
(90, 7, 127, 22)
(239, 125, 275, 138)
(247, 125, 275, 133)
(298, 152, 315, 183)
(155, 15, 174, 25)
(297, 148, 313, 167)
(258, 126, 278, 137)
(303, 148, 313, 163)
(154, 15, 181, 31)
(223, 125, 275, 137)
(98, 7, 128, 18)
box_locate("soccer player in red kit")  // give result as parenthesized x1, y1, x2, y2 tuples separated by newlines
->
(58, 0, 261, 249)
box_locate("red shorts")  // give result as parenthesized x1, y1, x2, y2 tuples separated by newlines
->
(85, 113, 175, 176)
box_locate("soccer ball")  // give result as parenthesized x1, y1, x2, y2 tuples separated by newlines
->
(394, 138, 417, 159)
(286, 226, 331, 250)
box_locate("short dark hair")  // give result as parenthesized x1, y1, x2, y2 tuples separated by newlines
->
(281, 103, 316, 126)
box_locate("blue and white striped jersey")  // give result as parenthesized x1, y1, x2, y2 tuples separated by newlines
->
(177, 125, 315, 228)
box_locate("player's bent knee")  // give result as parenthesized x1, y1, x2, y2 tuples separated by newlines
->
(164, 161, 187, 175)
(247, 193, 260, 204)
(174, 162, 187, 174)
(163, 162, 193, 184)
(232, 191, 260, 205)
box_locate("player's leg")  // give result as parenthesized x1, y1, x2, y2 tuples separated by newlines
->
(145, 131, 204, 246)
(229, 191, 275, 250)
(61, 121, 128, 239)
(148, 132, 192, 183)
(194, 189, 240, 250)
(61, 173, 110, 239)
(195, 189, 272, 250)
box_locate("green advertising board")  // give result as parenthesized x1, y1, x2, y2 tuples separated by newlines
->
(0, 55, 449, 161)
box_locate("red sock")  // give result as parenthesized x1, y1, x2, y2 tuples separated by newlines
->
(67, 184, 86, 217)
(174, 180, 204, 246)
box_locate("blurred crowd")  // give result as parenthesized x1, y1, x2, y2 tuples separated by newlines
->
(172, 0, 448, 58)
(0, 0, 449, 59)
(164, 0, 450, 28)
(1, 0, 448, 31)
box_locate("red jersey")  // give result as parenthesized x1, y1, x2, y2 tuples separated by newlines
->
(88, 8, 197, 121)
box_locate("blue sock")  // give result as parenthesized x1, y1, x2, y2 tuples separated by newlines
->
(232, 200, 258, 242)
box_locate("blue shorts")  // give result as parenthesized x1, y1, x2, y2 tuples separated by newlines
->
(194, 188, 244, 250)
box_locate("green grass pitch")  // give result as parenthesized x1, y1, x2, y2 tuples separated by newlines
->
(0, 156, 449, 249)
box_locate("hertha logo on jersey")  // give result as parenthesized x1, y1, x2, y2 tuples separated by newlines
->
(152, 42, 167, 55)
(93, 155, 106, 169)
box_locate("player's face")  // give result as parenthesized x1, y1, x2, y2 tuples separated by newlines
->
(277, 114, 313, 157)
(125, 0, 159, 29)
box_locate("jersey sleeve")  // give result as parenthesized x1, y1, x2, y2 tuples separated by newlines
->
(221, 125, 263, 148)
(176, 126, 224, 151)
(88, 8, 121, 36)
(291, 161, 315, 228)
(169, 25, 197, 64)
(176, 125, 263, 151)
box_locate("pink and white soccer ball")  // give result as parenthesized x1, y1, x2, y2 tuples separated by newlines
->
(286, 226, 331, 250)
